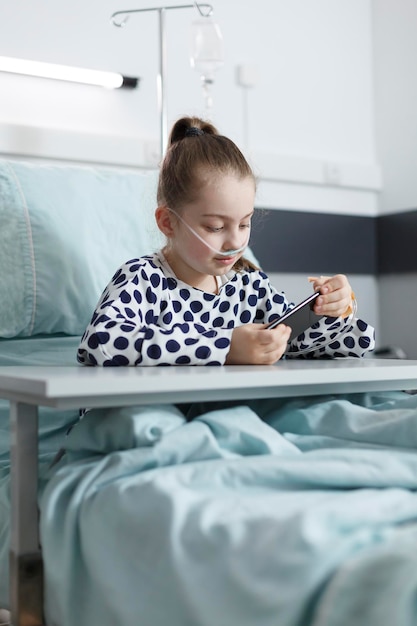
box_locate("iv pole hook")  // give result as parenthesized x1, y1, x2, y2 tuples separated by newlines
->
(110, 3, 214, 158)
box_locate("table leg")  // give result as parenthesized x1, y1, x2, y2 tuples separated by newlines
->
(9, 402, 43, 626)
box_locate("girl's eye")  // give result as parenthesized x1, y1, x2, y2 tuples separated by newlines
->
(205, 221, 251, 232)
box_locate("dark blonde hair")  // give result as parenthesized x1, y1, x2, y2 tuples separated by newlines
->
(157, 116, 258, 271)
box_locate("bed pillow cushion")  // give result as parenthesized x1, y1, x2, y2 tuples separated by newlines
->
(0, 160, 163, 338)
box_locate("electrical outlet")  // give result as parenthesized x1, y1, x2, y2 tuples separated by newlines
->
(236, 64, 258, 88)
(144, 140, 160, 167)
(324, 162, 341, 185)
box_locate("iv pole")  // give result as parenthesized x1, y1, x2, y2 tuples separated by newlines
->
(111, 3, 214, 159)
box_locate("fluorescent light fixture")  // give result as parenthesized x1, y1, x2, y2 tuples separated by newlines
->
(0, 56, 138, 89)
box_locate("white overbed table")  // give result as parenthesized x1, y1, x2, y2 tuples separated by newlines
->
(1, 358, 417, 626)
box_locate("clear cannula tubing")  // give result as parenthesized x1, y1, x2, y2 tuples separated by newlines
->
(167, 209, 250, 256)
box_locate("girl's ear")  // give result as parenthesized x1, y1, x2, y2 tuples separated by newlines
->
(155, 206, 176, 237)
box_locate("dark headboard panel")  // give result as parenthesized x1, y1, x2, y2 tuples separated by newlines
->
(251, 208, 377, 275)
(378, 209, 417, 274)
(251, 206, 417, 276)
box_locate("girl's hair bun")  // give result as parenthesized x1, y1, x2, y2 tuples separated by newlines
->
(169, 116, 218, 145)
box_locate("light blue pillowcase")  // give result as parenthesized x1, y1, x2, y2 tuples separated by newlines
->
(0, 160, 163, 338)
(0, 159, 261, 339)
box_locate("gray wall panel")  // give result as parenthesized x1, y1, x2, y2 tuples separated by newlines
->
(251, 209, 377, 275)
(378, 210, 417, 274)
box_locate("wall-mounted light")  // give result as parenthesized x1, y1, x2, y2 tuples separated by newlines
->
(0, 56, 139, 89)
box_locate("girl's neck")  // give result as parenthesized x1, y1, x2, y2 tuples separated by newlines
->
(162, 248, 219, 294)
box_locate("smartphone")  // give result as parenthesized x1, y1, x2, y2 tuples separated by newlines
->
(267, 291, 323, 341)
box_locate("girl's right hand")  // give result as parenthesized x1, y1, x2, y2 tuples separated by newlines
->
(225, 323, 291, 365)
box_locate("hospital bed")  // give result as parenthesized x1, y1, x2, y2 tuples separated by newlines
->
(1, 154, 417, 626)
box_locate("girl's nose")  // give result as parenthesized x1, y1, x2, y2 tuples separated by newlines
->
(222, 228, 248, 254)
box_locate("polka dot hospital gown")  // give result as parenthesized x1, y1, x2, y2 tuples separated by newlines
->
(77, 252, 375, 367)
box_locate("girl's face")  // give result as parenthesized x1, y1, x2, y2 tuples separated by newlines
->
(162, 173, 255, 290)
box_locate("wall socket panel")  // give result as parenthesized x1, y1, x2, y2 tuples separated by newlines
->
(144, 140, 160, 167)
(324, 162, 342, 185)
(236, 64, 259, 88)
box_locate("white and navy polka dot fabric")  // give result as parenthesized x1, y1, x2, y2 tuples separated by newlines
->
(77, 252, 375, 366)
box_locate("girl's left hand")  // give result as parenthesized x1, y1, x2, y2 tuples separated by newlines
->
(308, 274, 353, 318)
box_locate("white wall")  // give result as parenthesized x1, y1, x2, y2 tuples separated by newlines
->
(0, 1, 374, 151)
(0, 0, 380, 213)
(378, 274, 417, 358)
(372, 0, 417, 215)
(372, 0, 417, 357)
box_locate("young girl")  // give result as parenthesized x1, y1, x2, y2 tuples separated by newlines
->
(77, 116, 375, 367)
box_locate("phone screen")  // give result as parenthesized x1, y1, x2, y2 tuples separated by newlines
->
(267, 292, 323, 341)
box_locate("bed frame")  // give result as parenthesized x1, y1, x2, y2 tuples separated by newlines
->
(1, 360, 417, 626)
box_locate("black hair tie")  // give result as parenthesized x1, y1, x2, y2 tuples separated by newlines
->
(185, 127, 204, 137)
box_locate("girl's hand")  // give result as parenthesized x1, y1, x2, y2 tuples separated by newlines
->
(226, 323, 291, 365)
(308, 274, 353, 318)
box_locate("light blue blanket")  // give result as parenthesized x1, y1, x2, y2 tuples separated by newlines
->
(40, 390, 417, 626)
